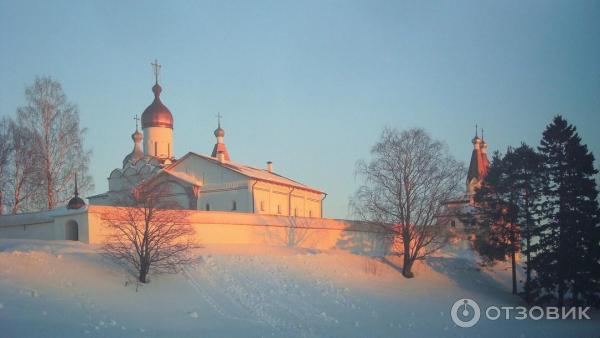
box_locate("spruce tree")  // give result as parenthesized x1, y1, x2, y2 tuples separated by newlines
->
(474, 146, 543, 297)
(504, 144, 544, 304)
(533, 115, 600, 307)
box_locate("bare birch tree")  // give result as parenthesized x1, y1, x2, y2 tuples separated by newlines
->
(0, 118, 13, 214)
(351, 128, 464, 278)
(16, 77, 92, 210)
(101, 183, 199, 283)
(7, 121, 41, 213)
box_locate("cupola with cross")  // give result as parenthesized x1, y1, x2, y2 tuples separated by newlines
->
(141, 59, 174, 163)
(211, 113, 231, 161)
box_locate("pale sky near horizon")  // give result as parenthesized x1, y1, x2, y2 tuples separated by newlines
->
(1, 1, 599, 218)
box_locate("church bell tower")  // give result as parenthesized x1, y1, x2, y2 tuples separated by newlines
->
(141, 60, 174, 163)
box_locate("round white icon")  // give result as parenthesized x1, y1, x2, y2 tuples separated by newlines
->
(451, 298, 481, 328)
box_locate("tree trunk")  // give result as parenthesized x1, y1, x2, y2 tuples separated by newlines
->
(511, 250, 517, 295)
(139, 261, 149, 283)
(402, 226, 414, 278)
(558, 280, 565, 307)
(402, 256, 414, 278)
(525, 236, 531, 303)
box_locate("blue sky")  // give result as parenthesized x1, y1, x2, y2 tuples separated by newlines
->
(1, 0, 598, 218)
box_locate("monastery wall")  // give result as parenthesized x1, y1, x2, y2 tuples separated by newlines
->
(1, 206, 393, 257)
(86, 206, 391, 256)
(0, 208, 89, 242)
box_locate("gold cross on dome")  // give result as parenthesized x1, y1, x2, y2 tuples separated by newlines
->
(216, 113, 223, 127)
(134, 114, 140, 130)
(151, 59, 161, 84)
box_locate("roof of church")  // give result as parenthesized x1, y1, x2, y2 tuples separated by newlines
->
(141, 83, 173, 129)
(170, 152, 325, 194)
(467, 137, 489, 183)
(211, 143, 230, 160)
(67, 175, 86, 209)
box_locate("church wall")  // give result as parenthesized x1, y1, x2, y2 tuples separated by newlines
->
(197, 186, 250, 212)
(157, 180, 193, 209)
(253, 181, 322, 217)
(143, 127, 173, 158)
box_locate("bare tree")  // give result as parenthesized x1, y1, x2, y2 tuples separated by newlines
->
(7, 121, 44, 213)
(16, 77, 92, 210)
(351, 128, 465, 278)
(0, 117, 13, 214)
(101, 184, 199, 283)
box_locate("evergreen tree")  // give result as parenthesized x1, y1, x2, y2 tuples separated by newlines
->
(504, 144, 544, 303)
(474, 145, 543, 299)
(533, 115, 600, 307)
(474, 150, 520, 295)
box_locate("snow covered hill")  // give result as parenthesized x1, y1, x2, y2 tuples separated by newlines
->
(0, 239, 597, 338)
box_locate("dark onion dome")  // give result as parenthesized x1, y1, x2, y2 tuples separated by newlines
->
(67, 195, 86, 210)
(214, 126, 225, 137)
(141, 83, 173, 129)
(67, 174, 86, 209)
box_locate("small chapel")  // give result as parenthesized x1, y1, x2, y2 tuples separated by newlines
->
(88, 62, 326, 218)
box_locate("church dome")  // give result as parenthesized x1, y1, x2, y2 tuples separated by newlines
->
(141, 84, 173, 129)
(67, 174, 86, 209)
(214, 127, 225, 137)
(67, 196, 86, 210)
(122, 129, 145, 167)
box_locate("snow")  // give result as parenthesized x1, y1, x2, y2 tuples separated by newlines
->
(0, 239, 597, 338)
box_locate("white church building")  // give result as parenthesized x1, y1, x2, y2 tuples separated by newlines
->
(87, 75, 326, 218)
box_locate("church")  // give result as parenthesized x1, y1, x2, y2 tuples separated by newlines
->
(439, 128, 490, 229)
(88, 64, 325, 218)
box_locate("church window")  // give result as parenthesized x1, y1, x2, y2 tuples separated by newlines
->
(309, 210, 312, 217)
(154, 142, 158, 156)
(451, 220, 456, 227)
(277, 204, 281, 214)
(232, 201, 237, 211)
(168, 143, 170, 157)
(260, 201, 265, 211)
(294, 208, 297, 216)
(205, 203, 210, 211)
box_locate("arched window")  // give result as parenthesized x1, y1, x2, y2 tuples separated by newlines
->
(232, 201, 237, 211)
(260, 201, 265, 211)
(154, 142, 158, 156)
(205, 203, 210, 211)
(277, 204, 281, 214)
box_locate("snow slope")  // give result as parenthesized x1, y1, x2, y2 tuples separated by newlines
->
(0, 239, 597, 338)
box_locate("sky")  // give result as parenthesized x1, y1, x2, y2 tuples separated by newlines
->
(0, 0, 599, 218)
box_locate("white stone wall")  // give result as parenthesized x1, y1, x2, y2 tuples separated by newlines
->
(0, 208, 89, 242)
(1, 206, 391, 256)
(143, 126, 173, 158)
(253, 181, 322, 217)
(197, 182, 250, 212)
